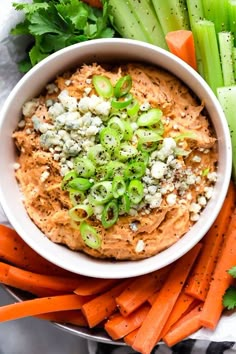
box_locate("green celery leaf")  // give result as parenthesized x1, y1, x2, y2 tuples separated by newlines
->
(12, 2, 49, 14)
(10, 20, 30, 35)
(228, 266, 236, 278)
(40, 33, 72, 52)
(29, 45, 48, 66)
(99, 27, 115, 38)
(28, 8, 67, 36)
(223, 287, 236, 310)
(56, 0, 89, 31)
(18, 58, 33, 73)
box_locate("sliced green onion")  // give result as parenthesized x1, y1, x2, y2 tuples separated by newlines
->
(127, 180, 144, 204)
(107, 117, 125, 140)
(123, 121, 133, 141)
(100, 127, 121, 151)
(118, 193, 131, 215)
(124, 161, 146, 179)
(115, 142, 138, 161)
(114, 75, 132, 98)
(74, 157, 95, 178)
(68, 177, 93, 191)
(174, 132, 197, 141)
(69, 190, 85, 206)
(112, 176, 126, 198)
(105, 161, 126, 178)
(96, 165, 111, 181)
(89, 181, 113, 205)
(68, 204, 93, 222)
(138, 141, 159, 153)
(80, 221, 101, 249)
(101, 200, 119, 228)
(88, 144, 110, 166)
(133, 151, 149, 166)
(111, 93, 133, 109)
(136, 128, 163, 143)
(92, 75, 114, 98)
(137, 108, 163, 127)
(61, 170, 78, 190)
(127, 98, 140, 117)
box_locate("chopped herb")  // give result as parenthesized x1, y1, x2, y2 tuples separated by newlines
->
(223, 286, 236, 310)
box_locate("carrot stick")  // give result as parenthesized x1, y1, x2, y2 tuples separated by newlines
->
(200, 208, 236, 329)
(0, 261, 82, 293)
(165, 30, 197, 70)
(104, 303, 151, 340)
(185, 181, 236, 301)
(36, 310, 88, 326)
(147, 290, 159, 305)
(132, 243, 202, 354)
(124, 328, 139, 347)
(163, 304, 203, 347)
(116, 266, 170, 317)
(0, 225, 71, 276)
(74, 278, 119, 296)
(81, 280, 130, 328)
(160, 292, 198, 338)
(0, 294, 88, 323)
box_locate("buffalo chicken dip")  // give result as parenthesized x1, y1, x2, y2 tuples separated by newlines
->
(13, 63, 217, 260)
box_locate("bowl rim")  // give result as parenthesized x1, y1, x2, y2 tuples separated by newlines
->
(0, 38, 232, 279)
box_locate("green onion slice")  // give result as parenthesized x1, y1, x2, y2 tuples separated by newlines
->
(118, 193, 131, 215)
(127, 98, 140, 117)
(127, 180, 144, 204)
(101, 199, 119, 228)
(68, 177, 93, 191)
(107, 117, 125, 140)
(68, 204, 93, 222)
(136, 128, 163, 143)
(100, 127, 121, 151)
(89, 181, 113, 205)
(61, 170, 78, 190)
(114, 75, 132, 98)
(92, 75, 114, 98)
(137, 108, 163, 127)
(124, 161, 146, 179)
(115, 142, 138, 161)
(74, 157, 95, 178)
(80, 221, 101, 249)
(106, 161, 126, 178)
(123, 121, 133, 141)
(112, 176, 126, 198)
(88, 144, 110, 166)
(133, 151, 149, 166)
(69, 190, 86, 206)
(111, 93, 133, 110)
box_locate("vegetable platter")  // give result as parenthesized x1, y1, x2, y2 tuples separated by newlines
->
(1, 0, 236, 353)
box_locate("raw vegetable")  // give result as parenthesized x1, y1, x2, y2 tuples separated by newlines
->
(200, 209, 236, 329)
(36, 310, 88, 326)
(218, 31, 235, 86)
(185, 181, 236, 301)
(163, 304, 203, 347)
(132, 243, 202, 354)
(165, 30, 197, 70)
(11, 0, 114, 72)
(74, 278, 118, 296)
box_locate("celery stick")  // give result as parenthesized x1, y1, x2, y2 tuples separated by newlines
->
(218, 32, 235, 86)
(186, 0, 204, 76)
(194, 20, 223, 94)
(202, 0, 230, 32)
(228, 0, 236, 39)
(217, 86, 236, 181)
(233, 48, 236, 80)
(108, 0, 150, 42)
(128, 0, 168, 49)
(151, 0, 190, 35)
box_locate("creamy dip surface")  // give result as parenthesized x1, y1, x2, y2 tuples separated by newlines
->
(13, 63, 217, 260)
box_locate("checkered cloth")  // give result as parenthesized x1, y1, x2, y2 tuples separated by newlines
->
(88, 340, 236, 354)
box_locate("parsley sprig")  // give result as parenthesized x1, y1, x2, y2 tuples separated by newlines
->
(223, 266, 236, 310)
(11, 0, 114, 72)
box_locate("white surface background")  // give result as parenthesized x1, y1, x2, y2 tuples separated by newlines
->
(0, 0, 236, 353)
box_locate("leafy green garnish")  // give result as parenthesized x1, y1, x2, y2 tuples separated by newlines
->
(228, 266, 236, 278)
(201, 167, 210, 176)
(223, 287, 236, 310)
(11, 0, 114, 72)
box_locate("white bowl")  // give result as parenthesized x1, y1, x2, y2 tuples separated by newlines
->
(0, 38, 232, 279)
